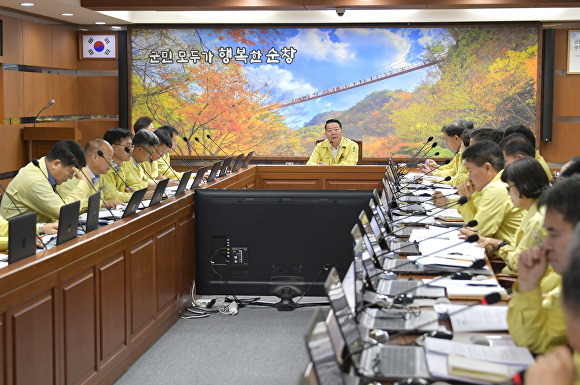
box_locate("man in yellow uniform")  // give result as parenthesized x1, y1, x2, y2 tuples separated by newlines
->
(123, 129, 160, 193)
(306, 119, 359, 165)
(455, 141, 524, 245)
(102, 128, 137, 203)
(59, 139, 123, 212)
(522, 220, 580, 385)
(155, 125, 194, 180)
(500, 133, 552, 181)
(503, 125, 552, 181)
(507, 176, 580, 355)
(140, 130, 179, 187)
(0, 140, 90, 223)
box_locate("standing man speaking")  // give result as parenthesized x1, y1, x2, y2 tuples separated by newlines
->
(306, 119, 359, 165)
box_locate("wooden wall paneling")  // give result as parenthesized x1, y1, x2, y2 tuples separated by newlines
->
(155, 225, 178, 315)
(77, 120, 120, 148)
(127, 237, 156, 341)
(260, 179, 320, 189)
(553, 30, 569, 70)
(22, 20, 53, 68)
(98, 254, 127, 368)
(0, 124, 26, 172)
(0, 15, 23, 65)
(0, 311, 5, 385)
(51, 26, 78, 70)
(22, 72, 53, 117)
(177, 214, 195, 302)
(3, 70, 24, 119)
(540, 122, 580, 162)
(553, 74, 580, 116)
(77, 76, 119, 115)
(51, 74, 79, 116)
(62, 269, 97, 385)
(11, 289, 57, 385)
(326, 180, 381, 190)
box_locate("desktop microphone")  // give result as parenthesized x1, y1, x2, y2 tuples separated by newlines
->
(97, 150, 133, 193)
(396, 160, 451, 188)
(33, 99, 55, 128)
(194, 137, 221, 162)
(68, 154, 117, 222)
(395, 175, 452, 195)
(159, 140, 198, 178)
(398, 136, 433, 173)
(400, 146, 439, 180)
(388, 219, 478, 254)
(206, 134, 230, 157)
(182, 136, 209, 167)
(154, 141, 175, 178)
(386, 292, 502, 342)
(385, 196, 468, 237)
(398, 142, 437, 180)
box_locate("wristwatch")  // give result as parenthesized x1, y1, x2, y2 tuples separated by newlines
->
(498, 240, 509, 249)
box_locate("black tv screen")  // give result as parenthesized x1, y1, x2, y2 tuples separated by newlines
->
(195, 189, 373, 298)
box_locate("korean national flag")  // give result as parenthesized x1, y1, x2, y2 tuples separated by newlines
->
(82, 35, 116, 58)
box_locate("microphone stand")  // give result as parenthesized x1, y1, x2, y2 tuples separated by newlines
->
(206, 134, 230, 157)
(194, 137, 221, 161)
(182, 136, 209, 167)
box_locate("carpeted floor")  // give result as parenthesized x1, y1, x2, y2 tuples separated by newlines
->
(114, 298, 327, 385)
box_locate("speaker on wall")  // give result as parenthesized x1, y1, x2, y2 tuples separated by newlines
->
(541, 28, 555, 143)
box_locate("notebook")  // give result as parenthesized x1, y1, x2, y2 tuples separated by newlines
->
(230, 153, 245, 173)
(56, 200, 81, 245)
(324, 268, 431, 380)
(85, 191, 101, 233)
(8, 212, 38, 264)
(121, 188, 147, 218)
(206, 160, 223, 183)
(174, 170, 193, 196)
(149, 178, 169, 207)
(191, 166, 209, 189)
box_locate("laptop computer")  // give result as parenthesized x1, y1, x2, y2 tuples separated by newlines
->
(359, 210, 420, 257)
(149, 178, 170, 207)
(191, 166, 209, 189)
(206, 160, 223, 183)
(242, 150, 254, 168)
(121, 188, 148, 218)
(85, 191, 101, 233)
(8, 212, 38, 264)
(218, 156, 234, 177)
(324, 267, 432, 380)
(230, 153, 245, 173)
(56, 200, 81, 245)
(304, 308, 360, 385)
(174, 170, 193, 196)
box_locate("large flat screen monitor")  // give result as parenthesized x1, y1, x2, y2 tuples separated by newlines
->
(195, 189, 373, 299)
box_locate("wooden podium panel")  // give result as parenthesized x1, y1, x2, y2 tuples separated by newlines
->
(22, 126, 82, 160)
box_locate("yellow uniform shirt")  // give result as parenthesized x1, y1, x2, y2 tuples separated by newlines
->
(157, 153, 187, 179)
(123, 159, 149, 190)
(141, 159, 159, 183)
(432, 151, 460, 177)
(457, 171, 524, 245)
(498, 201, 546, 274)
(0, 157, 91, 223)
(306, 138, 359, 165)
(535, 150, 553, 181)
(508, 282, 567, 354)
(0, 215, 8, 251)
(448, 161, 469, 186)
(101, 161, 137, 203)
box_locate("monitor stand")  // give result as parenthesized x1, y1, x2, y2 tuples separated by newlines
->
(250, 277, 329, 311)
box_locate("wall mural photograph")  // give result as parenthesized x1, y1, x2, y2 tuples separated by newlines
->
(131, 25, 538, 158)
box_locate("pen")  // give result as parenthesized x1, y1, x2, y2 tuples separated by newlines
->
(466, 284, 498, 287)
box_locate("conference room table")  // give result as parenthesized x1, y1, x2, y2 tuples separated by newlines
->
(0, 164, 385, 385)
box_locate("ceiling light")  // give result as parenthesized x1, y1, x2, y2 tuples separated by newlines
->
(20, 2, 34, 6)
(61, 13, 73, 17)
(95, 21, 106, 25)
(111, 26, 122, 29)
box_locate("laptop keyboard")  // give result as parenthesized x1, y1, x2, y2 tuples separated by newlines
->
(377, 346, 417, 376)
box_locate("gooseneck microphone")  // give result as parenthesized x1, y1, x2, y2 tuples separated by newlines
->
(395, 175, 452, 195)
(0, 183, 25, 217)
(97, 150, 133, 193)
(400, 145, 439, 180)
(182, 136, 209, 167)
(159, 140, 197, 178)
(194, 137, 220, 162)
(154, 142, 175, 178)
(396, 159, 451, 189)
(68, 154, 116, 222)
(206, 134, 229, 157)
(33, 99, 55, 128)
(400, 136, 433, 172)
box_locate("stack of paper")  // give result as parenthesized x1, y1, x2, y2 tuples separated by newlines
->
(424, 278, 506, 299)
(432, 303, 509, 331)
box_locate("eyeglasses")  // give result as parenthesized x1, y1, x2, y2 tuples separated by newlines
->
(506, 184, 517, 193)
(136, 146, 153, 156)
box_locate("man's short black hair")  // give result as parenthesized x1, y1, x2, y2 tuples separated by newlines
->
(539, 174, 580, 226)
(462, 140, 504, 171)
(504, 125, 535, 147)
(154, 129, 172, 148)
(441, 119, 473, 138)
(500, 133, 535, 158)
(325, 119, 342, 130)
(562, 157, 580, 178)
(133, 129, 159, 147)
(563, 223, 580, 316)
(469, 128, 504, 144)
(46, 139, 86, 168)
(133, 116, 153, 133)
(501, 157, 549, 199)
(104, 128, 133, 145)
(157, 125, 180, 140)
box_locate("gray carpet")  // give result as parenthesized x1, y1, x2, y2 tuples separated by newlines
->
(115, 298, 327, 385)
